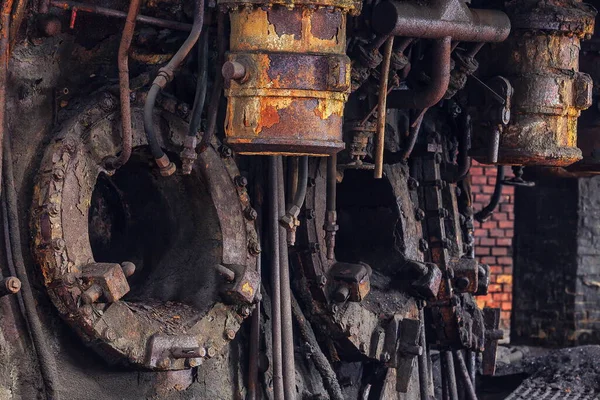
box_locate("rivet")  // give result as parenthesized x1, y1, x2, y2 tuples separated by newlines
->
(235, 175, 248, 188)
(52, 238, 66, 251)
(226, 329, 236, 340)
(244, 207, 258, 221)
(207, 347, 217, 358)
(102, 327, 117, 342)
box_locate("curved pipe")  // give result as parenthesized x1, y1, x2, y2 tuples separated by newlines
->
(400, 108, 426, 161)
(188, 31, 209, 139)
(454, 112, 472, 181)
(387, 37, 451, 109)
(474, 166, 504, 223)
(144, 0, 204, 174)
(280, 156, 308, 222)
(0, 0, 13, 195)
(105, 0, 141, 170)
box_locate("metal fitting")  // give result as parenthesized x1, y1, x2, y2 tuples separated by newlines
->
(155, 154, 176, 176)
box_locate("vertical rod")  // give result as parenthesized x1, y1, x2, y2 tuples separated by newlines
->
(374, 36, 394, 179)
(466, 350, 476, 387)
(454, 351, 478, 400)
(443, 351, 459, 400)
(325, 154, 337, 260)
(427, 347, 435, 397)
(277, 156, 295, 398)
(441, 352, 449, 400)
(269, 156, 284, 400)
(418, 307, 430, 400)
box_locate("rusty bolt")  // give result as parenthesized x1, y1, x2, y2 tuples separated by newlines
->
(234, 175, 248, 188)
(48, 203, 60, 216)
(244, 207, 258, 221)
(1, 277, 21, 296)
(419, 239, 429, 252)
(186, 358, 200, 368)
(305, 209, 316, 219)
(333, 286, 350, 303)
(241, 306, 251, 317)
(82, 284, 103, 304)
(158, 358, 171, 369)
(407, 177, 419, 190)
(415, 208, 426, 221)
(80, 304, 93, 317)
(39, 16, 62, 37)
(225, 329, 236, 340)
(222, 61, 248, 82)
(318, 275, 327, 287)
(121, 262, 136, 278)
(99, 92, 117, 111)
(219, 145, 233, 158)
(248, 240, 261, 255)
(381, 352, 391, 362)
(207, 347, 217, 358)
(309, 242, 320, 254)
(177, 102, 190, 118)
(102, 327, 117, 342)
(52, 238, 66, 251)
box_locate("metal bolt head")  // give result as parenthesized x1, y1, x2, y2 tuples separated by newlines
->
(63, 273, 77, 286)
(39, 16, 62, 37)
(102, 327, 117, 342)
(53, 168, 65, 181)
(241, 306, 251, 317)
(186, 358, 200, 368)
(455, 277, 470, 291)
(244, 207, 258, 221)
(419, 238, 429, 252)
(415, 208, 426, 221)
(381, 352, 391, 362)
(219, 145, 233, 158)
(158, 358, 171, 369)
(3, 277, 21, 294)
(207, 347, 217, 358)
(52, 238, 66, 251)
(309, 242, 320, 254)
(121, 261, 136, 278)
(407, 177, 419, 190)
(226, 329, 236, 340)
(235, 175, 248, 188)
(248, 240, 261, 255)
(305, 209, 316, 219)
(318, 274, 327, 287)
(48, 203, 60, 216)
(222, 61, 248, 82)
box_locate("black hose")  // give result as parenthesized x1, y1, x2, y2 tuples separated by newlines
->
(143, 83, 164, 159)
(474, 166, 504, 223)
(188, 30, 208, 139)
(281, 156, 308, 222)
(291, 295, 344, 400)
(3, 135, 61, 400)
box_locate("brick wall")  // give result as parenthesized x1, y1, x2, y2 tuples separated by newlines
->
(470, 161, 514, 332)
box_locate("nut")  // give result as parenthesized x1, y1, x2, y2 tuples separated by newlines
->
(234, 175, 248, 188)
(226, 329, 236, 340)
(244, 207, 258, 221)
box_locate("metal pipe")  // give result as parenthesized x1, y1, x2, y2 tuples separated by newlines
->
(399, 108, 426, 161)
(0, 0, 12, 200)
(280, 156, 308, 222)
(48, 0, 193, 31)
(454, 350, 478, 400)
(474, 166, 504, 223)
(387, 37, 452, 110)
(454, 112, 472, 181)
(466, 350, 476, 388)
(291, 295, 344, 400)
(268, 156, 284, 400)
(417, 307, 430, 400)
(277, 156, 296, 399)
(372, 1, 510, 42)
(198, 12, 225, 154)
(144, 0, 204, 174)
(105, 0, 141, 170)
(442, 351, 459, 400)
(325, 153, 337, 260)
(4, 135, 61, 400)
(374, 36, 394, 179)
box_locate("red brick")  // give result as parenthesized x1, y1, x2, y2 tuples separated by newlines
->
(498, 220, 513, 229)
(484, 167, 497, 176)
(470, 166, 484, 176)
(475, 194, 491, 204)
(476, 247, 490, 256)
(504, 185, 515, 194)
(483, 185, 496, 194)
(500, 204, 514, 213)
(490, 229, 504, 237)
(493, 212, 508, 221)
(493, 292, 510, 301)
(488, 284, 502, 292)
(482, 256, 497, 265)
(492, 247, 508, 256)
(505, 229, 514, 237)
(497, 256, 512, 265)
(482, 220, 497, 229)
(480, 238, 495, 246)
(501, 302, 511, 310)
(496, 238, 512, 247)
(475, 228, 488, 237)
(472, 175, 487, 185)
(490, 266, 503, 274)
(503, 266, 513, 274)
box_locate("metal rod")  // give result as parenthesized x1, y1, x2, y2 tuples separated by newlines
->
(454, 350, 478, 400)
(325, 154, 338, 260)
(49, 0, 193, 31)
(215, 264, 235, 281)
(105, 0, 141, 170)
(474, 166, 504, 223)
(269, 156, 284, 400)
(277, 156, 296, 399)
(399, 108, 427, 161)
(0, 0, 12, 201)
(374, 36, 395, 179)
(441, 352, 449, 400)
(417, 307, 430, 400)
(466, 350, 476, 387)
(442, 351, 459, 400)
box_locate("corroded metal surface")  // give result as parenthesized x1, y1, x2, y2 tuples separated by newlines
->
(473, 0, 597, 166)
(221, 2, 358, 155)
(30, 93, 259, 370)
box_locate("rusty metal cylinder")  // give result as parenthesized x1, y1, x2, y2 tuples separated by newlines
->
(473, 0, 596, 166)
(219, 0, 361, 155)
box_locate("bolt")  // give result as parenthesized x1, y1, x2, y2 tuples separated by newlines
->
(177, 102, 190, 118)
(381, 352, 391, 362)
(235, 175, 248, 188)
(219, 145, 233, 158)
(333, 286, 350, 303)
(455, 277, 470, 290)
(419, 238, 429, 252)
(62, 273, 77, 286)
(407, 177, 419, 190)
(186, 358, 201, 368)
(241, 306, 251, 317)
(1, 277, 21, 295)
(244, 207, 258, 221)
(121, 261, 136, 278)
(226, 329, 236, 340)
(415, 208, 426, 221)
(222, 61, 248, 82)
(52, 238, 66, 251)
(309, 242, 320, 254)
(39, 16, 62, 37)
(318, 275, 327, 287)
(99, 92, 117, 111)
(102, 327, 117, 342)
(305, 209, 316, 219)
(80, 304, 93, 317)
(248, 240, 261, 255)
(158, 358, 171, 369)
(207, 347, 217, 358)
(48, 203, 60, 216)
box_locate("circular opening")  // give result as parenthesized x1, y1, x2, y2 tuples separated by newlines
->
(88, 148, 223, 313)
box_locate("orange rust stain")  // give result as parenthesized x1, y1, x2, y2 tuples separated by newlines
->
(258, 104, 281, 132)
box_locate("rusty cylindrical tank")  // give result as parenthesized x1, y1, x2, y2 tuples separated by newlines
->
(218, 0, 361, 156)
(472, 0, 596, 166)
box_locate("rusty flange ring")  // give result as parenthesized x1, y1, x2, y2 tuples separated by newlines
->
(31, 91, 259, 370)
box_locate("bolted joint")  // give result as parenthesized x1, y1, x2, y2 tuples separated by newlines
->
(180, 136, 198, 175)
(222, 61, 249, 83)
(121, 262, 136, 278)
(153, 68, 173, 89)
(155, 154, 176, 176)
(0, 277, 21, 297)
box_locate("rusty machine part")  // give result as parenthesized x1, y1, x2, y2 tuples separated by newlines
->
(30, 93, 260, 370)
(472, 0, 597, 167)
(219, 0, 361, 156)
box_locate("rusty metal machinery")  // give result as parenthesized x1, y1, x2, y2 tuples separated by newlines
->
(30, 92, 260, 370)
(219, 0, 360, 155)
(472, 0, 597, 166)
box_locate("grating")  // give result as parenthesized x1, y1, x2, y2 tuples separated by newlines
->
(506, 384, 600, 400)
